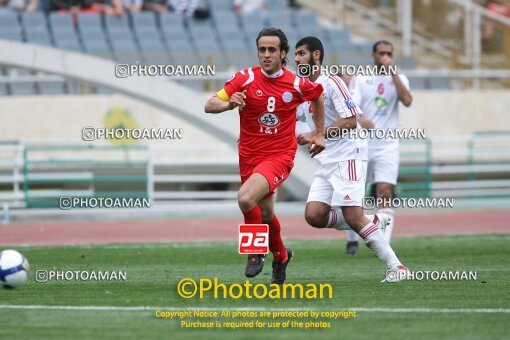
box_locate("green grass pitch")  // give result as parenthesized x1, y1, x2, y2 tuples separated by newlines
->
(1, 235, 509, 339)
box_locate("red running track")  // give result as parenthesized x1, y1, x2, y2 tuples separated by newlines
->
(0, 210, 509, 246)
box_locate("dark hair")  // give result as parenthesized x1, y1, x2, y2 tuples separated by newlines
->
(372, 40, 393, 53)
(295, 36, 324, 64)
(256, 27, 289, 66)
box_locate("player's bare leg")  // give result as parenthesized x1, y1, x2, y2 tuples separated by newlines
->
(305, 201, 383, 231)
(375, 182, 396, 243)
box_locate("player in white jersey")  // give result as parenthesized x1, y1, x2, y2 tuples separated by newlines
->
(345, 40, 413, 256)
(294, 36, 408, 282)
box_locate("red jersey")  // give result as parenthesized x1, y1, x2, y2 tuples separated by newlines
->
(223, 66, 323, 163)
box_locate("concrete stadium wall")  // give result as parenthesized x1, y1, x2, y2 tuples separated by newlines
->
(1, 91, 508, 144)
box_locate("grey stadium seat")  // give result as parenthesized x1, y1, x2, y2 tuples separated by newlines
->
(25, 31, 53, 46)
(159, 12, 185, 28)
(396, 57, 417, 70)
(131, 11, 157, 28)
(111, 40, 142, 63)
(0, 14, 19, 28)
(0, 29, 23, 41)
(77, 13, 103, 34)
(49, 13, 74, 29)
(162, 25, 189, 42)
(295, 11, 318, 27)
(168, 40, 198, 64)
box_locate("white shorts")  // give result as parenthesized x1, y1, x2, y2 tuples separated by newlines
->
(366, 146, 400, 185)
(307, 159, 367, 207)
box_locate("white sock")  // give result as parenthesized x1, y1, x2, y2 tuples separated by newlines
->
(379, 208, 395, 243)
(359, 222, 401, 268)
(326, 208, 350, 230)
(327, 209, 377, 232)
(346, 214, 376, 241)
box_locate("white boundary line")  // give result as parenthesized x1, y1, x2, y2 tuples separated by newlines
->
(0, 305, 508, 313)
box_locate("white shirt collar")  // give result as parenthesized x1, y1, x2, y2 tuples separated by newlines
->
(261, 67, 284, 78)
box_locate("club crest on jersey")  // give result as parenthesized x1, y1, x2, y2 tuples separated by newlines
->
(259, 113, 280, 127)
(282, 91, 293, 103)
(256, 89, 263, 96)
(344, 98, 355, 110)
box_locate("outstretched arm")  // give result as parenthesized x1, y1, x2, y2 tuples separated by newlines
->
(204, 90, 246, 114)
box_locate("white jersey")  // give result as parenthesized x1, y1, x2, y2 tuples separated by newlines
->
(296, 74, 368, 163)
(348, 74, 410, 150)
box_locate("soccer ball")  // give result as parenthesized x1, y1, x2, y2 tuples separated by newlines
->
(0, 250, 30, 289)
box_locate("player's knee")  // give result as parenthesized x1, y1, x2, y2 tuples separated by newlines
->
(305, 208, 326, 229)
(237, 191, 256, 211)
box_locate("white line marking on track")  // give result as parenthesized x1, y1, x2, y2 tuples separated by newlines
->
(0, 305, 508, 313)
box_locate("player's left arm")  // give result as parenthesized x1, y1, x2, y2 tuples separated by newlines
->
(381, 56, 413, 107)
(308, 94, 326, 157)
(392, 73, 413, 107)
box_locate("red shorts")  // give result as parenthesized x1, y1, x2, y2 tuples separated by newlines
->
(239, 155, 294, 195)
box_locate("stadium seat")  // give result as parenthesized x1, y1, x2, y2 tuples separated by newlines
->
(77, 13, 104, 34)
(54, 38, 82, 52)
(159, 12, 185, 28)
(356, 42, 373, 54)
(25, 31, 53, 46)
(0, 14, 19, 29)
(21, 13, 47, 32)
(111, 40, 142, 63)
(240, 12, 268, 30)
(328, 28, 350, 42)
(131, 11, 157, 28)
(82, 39, 113, 59)
(0, 83, 7, 96)
(268, 11, 292, 28)
(266, 0, 287, 10)
(104, 15, 131, 34)
(211, 0, 232, 11)
(161, 25, 189, 42)
(212, 10, 239, 28)
(294, 11, 318, 27)
(428, 77, 450, 90)
(49, 13, 74, 30)
(168, 40, 198, 64)
(0, 29, 23, 41)
(331, 40, 358, 53)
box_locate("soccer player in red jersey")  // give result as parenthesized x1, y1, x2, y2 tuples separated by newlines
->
(204, 28, 325, 284)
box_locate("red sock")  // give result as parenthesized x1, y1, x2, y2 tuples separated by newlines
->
(268, 214, 288, 263)
(242, 205, 262, 224)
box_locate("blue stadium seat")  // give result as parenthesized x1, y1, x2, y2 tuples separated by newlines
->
(82, 39, 113, 59)
(0, 29, 23, 41)
(328, 29, 350, 42)
(268, 11, 292, 28)
(131, 11, 157, 28)
(0, 14, 20, 29)
(161, 25, 189, 42)
(168, 40, 198, 64)
(355, 42, 373, 54)
(331, 40, 358, 53)
(294, 11, 318, 27)
(160, 12, 185, 28)
(77, 13, 104, 34)
(111, 40, 142, 63)
(213, 10, 239, 28)
(25, 31, 53, 46)
(55, 39, 82, 52)
(266, 0, 287, 10)
(139, 39, 170, 64)
(21, 13, 47, 29)
(240, 12, 267, 30)
(210, 0, 232, 11)
(49, 13, 74, 29)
